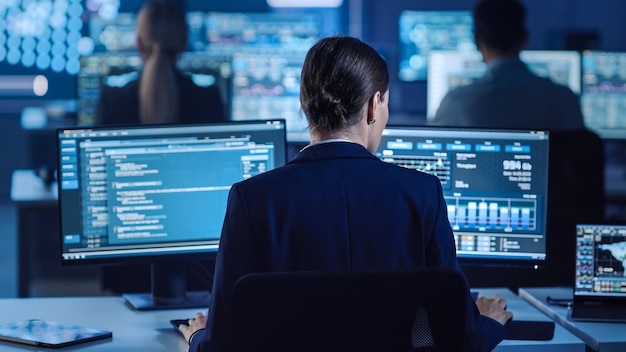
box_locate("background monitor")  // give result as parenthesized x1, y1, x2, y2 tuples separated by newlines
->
(426, 50, 582, 119)
(88, 11, 138, 53)
(581, 51, 626, 139)
(398, 10, 476, 82)
(187, 11, 321, 54)
(76, 52, 231, 125)
(57, 120, 287, 310)
(230, 49, 309, 142)
(375, 126, 550, 267)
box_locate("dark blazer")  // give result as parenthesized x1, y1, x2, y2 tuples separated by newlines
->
(96, 71, 225, 125)
(191, 141, 506, 352)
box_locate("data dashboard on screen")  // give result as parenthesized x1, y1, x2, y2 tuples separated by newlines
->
(426, 50, 582, 119)
(581, 51, 626, 139)
(398, 10, 476, 82)
(76, 52, 231, 125)
(375, 127, 550, 263)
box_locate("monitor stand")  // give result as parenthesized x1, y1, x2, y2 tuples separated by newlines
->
(123, 261, 211, 311)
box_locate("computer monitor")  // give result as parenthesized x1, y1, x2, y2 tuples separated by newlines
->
(581, 51, 626, 139)
(76, 52, 232, 125)
(375, 126, 550, 267)
(398, 10, 476, 82)
(230, 49, 309, 142)
(187, 11, 320, 53)
(426, 50, 582, 119)
(57, 120, 287, 310)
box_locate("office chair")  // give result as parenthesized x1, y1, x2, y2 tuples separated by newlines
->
(231, 268, 468, 352)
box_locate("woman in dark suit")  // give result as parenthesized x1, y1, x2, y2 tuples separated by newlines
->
(96, 0, 224, 125)
(181, 36, 511, 352)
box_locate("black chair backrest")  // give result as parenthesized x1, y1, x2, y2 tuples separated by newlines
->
(232, 268, 468, 352)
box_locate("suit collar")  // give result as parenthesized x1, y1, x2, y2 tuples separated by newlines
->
(290, 141, 378, 164)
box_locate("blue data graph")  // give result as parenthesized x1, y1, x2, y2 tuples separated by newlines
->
(446, 196, 536, 232)
(380, 155, 451, 185)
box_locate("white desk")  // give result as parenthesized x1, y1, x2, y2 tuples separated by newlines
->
(10, 169, 60, 297)
(519, 287, 626, 352)
(0, 296, 198, 351)
(0, 290, 585, 352)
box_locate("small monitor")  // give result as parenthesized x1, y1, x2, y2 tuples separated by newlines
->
(575, 223, 626, 298)
(581, 51, 626, 139)
(426, 50, 582, 119)
(399, 10, 476, 82)
(375, 126, 550, 266)
(57, 120, 287, 310)
(76, 52, 231, 125)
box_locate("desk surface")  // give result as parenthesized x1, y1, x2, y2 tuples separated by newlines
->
(519, 287, 626, 352)
(479, 288, 584, 352)
(0, 296, 198, 351)
(10, 169, 57, 204)
(0, 290, 585, 352)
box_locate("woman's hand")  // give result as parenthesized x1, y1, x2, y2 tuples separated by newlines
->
(179, 312, 208, 344)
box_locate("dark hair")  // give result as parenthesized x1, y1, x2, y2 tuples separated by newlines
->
(138, 0, 188, 124)
(473, 0, 527, 52)
(300, 36, 389, 133)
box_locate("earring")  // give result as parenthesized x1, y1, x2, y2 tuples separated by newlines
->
(368, 119, 376, 125)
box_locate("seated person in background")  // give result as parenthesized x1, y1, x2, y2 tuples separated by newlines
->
(179, 36, 512, 352)
(96, 0, 224, 125)
(430, 0, 584, 130)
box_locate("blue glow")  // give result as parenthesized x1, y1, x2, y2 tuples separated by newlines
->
(37, 40, 51, 54)
(190, 73, 216, 88)
(77, 37, 95, 55)
(7, 49, 21, 65)
(7, 35, 20, 49)
(66, 58, 80, 75)
(68, 2, 83, 17)
(22, 51, 36, 67)
(53, 0, 68, 12)
(52, 28, 67, 42)
(50, 12, 67, 29)
(0, 33, 6, 46)
(51, 55, 66, 72)
(39, 27, 52, 40)
(22, 36, 36, 51)
(66, 45, 79, 59)
(0, 47, 6, 61)
(67, 30, 81, 45)
(52, 42, 66, 56)
(36, 54, 51, 70)
(68, 17, 83, 32)
(104, 72, 139, 88)
(98, 4, 119, 21)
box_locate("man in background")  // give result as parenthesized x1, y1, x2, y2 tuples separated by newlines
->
(430, 0, 584, 130)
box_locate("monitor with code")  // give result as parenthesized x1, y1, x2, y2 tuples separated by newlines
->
(57, 120, 287, 310)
